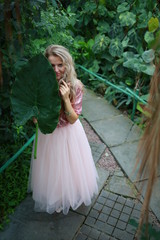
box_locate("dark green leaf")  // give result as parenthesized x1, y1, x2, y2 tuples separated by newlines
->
(117, 2, 130, 13)
(148, 17, 159, 32)
(144, 31, 154, 44)
(142, 49, 155, 63)
(119, 11, 136, 27)
(11, 54, 61, 134)
(109, 39, 123, 57)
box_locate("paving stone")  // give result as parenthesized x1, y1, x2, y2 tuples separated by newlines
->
(103, 223, 114, 235)
(75, 233, 87, 240)
(125, 199, 135, 208)
(126, 123, 143, 142)
(99, 232, 110, 240)
(110, 141, 138, 182)
(113, 228, 124, 239)
(106, 199, 115, 208)
(107, 216, 118, 227)
(93, 202, 103, 212)
(97, 196, 106, 205)
(110, 209, 121, 218)
(90, 142, 106, 164)
(126, 223, 137, 235)
(103, 206, 112, 215)
(81, 225, 91, 235)
(98, 213, 108, 223)
(76, 203, 93, 216)
(116, 196, 126, 205)
(89, 209, 99, 219)
(85, 216, 96, 226)
(119, 213, 130, 223)
(131, 209, 141, 220)
(116, 220, 127, 230)
(89, 228, 101, 239)
(106, 175, 137, 198)
(90, 115, 133, 147)
(114, 170, 124, 177)
(95, 220, 105, 231)
(133, 202, 142, 211)
(82, 94, 120, 123)
(108, 193, 118, 201)
(96, 167, 110, 196)
(114, 203, 123, 212)
(100, 190, 110, 198)
(122, 206, 132, 215)
(0, 196, 85, 240)
(113, 228, 135, 240)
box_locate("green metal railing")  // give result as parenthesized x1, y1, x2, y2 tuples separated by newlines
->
(0, 65, 148, 174)
(78, 65, 147, 121)
(0, 134, 35, 174)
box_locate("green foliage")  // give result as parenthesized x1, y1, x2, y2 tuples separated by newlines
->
(129, 219, 160, 239)
(69, 0, 160, 110)
(1, 0, 74, 144)
(0, 2, 73, 227)
(123, 50, 155, 76)
(148, 17, 159, 32)
(119, 11, 136, 27)
(0, 144, 32, 230)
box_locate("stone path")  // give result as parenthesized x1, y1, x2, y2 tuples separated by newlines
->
(0, 89, 160, 240)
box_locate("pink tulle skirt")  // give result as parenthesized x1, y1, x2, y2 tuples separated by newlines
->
(28, 119, 98, 214)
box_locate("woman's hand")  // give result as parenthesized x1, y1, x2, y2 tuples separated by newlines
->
(33, 117, 38, 124)
(59, 80, 70, 102)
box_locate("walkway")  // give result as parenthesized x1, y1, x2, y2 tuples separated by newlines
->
(0, 89, 160, 240)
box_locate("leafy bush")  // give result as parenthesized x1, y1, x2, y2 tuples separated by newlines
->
(0, 0, 75, 145)
(0, 145, 32, 230)
(69, 0, 160, 111)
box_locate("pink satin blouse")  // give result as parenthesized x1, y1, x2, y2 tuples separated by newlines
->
(57, 86, 83, 128)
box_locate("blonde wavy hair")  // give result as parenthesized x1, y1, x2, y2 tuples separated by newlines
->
(44, 44, 82, 101)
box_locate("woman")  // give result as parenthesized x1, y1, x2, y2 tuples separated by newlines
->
(28, 45, 99, 214)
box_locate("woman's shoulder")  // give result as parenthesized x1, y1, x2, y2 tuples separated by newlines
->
(75, 79, 84, 91)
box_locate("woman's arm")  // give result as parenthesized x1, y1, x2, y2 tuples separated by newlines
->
(59, 80, 78, 124)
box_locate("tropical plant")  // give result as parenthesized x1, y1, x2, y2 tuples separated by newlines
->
(11, 54, 61, 134)
(11, 53, 61, 159)
(0, 0, 75, 146)
(68, 0, 160, 111)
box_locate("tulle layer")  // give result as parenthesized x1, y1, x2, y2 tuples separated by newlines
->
(28, 119, 98, 214)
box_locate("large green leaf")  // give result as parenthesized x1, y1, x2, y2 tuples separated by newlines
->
(148, 17, 159, 32)
(11, 53, 61, 134)
(137, 10, 152, 29)
(92, 34, 110, 54)
(148, 30, 160, 50)
(112, 62, 125, 78)
(119, 11, 136, 27)
(108, 23, 124, 40)
(142, 49, 155, 63)
(97, 21, 110, 33)
(117, 2, 130, 13)
(144, 31, 154, 44)
(109, 39, 123, 57)
(123, 58, 155, 76)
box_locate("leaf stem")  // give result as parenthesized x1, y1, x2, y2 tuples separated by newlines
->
(34, 122, 38, 159)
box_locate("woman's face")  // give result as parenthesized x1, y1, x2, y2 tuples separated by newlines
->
(48, 55, 66, 81)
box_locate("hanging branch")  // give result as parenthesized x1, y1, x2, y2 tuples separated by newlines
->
(0, 51, 3, 88)
(4, 0, 13, 44)
(135, 56, 160, 235)
(15, 0, 23, 53)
